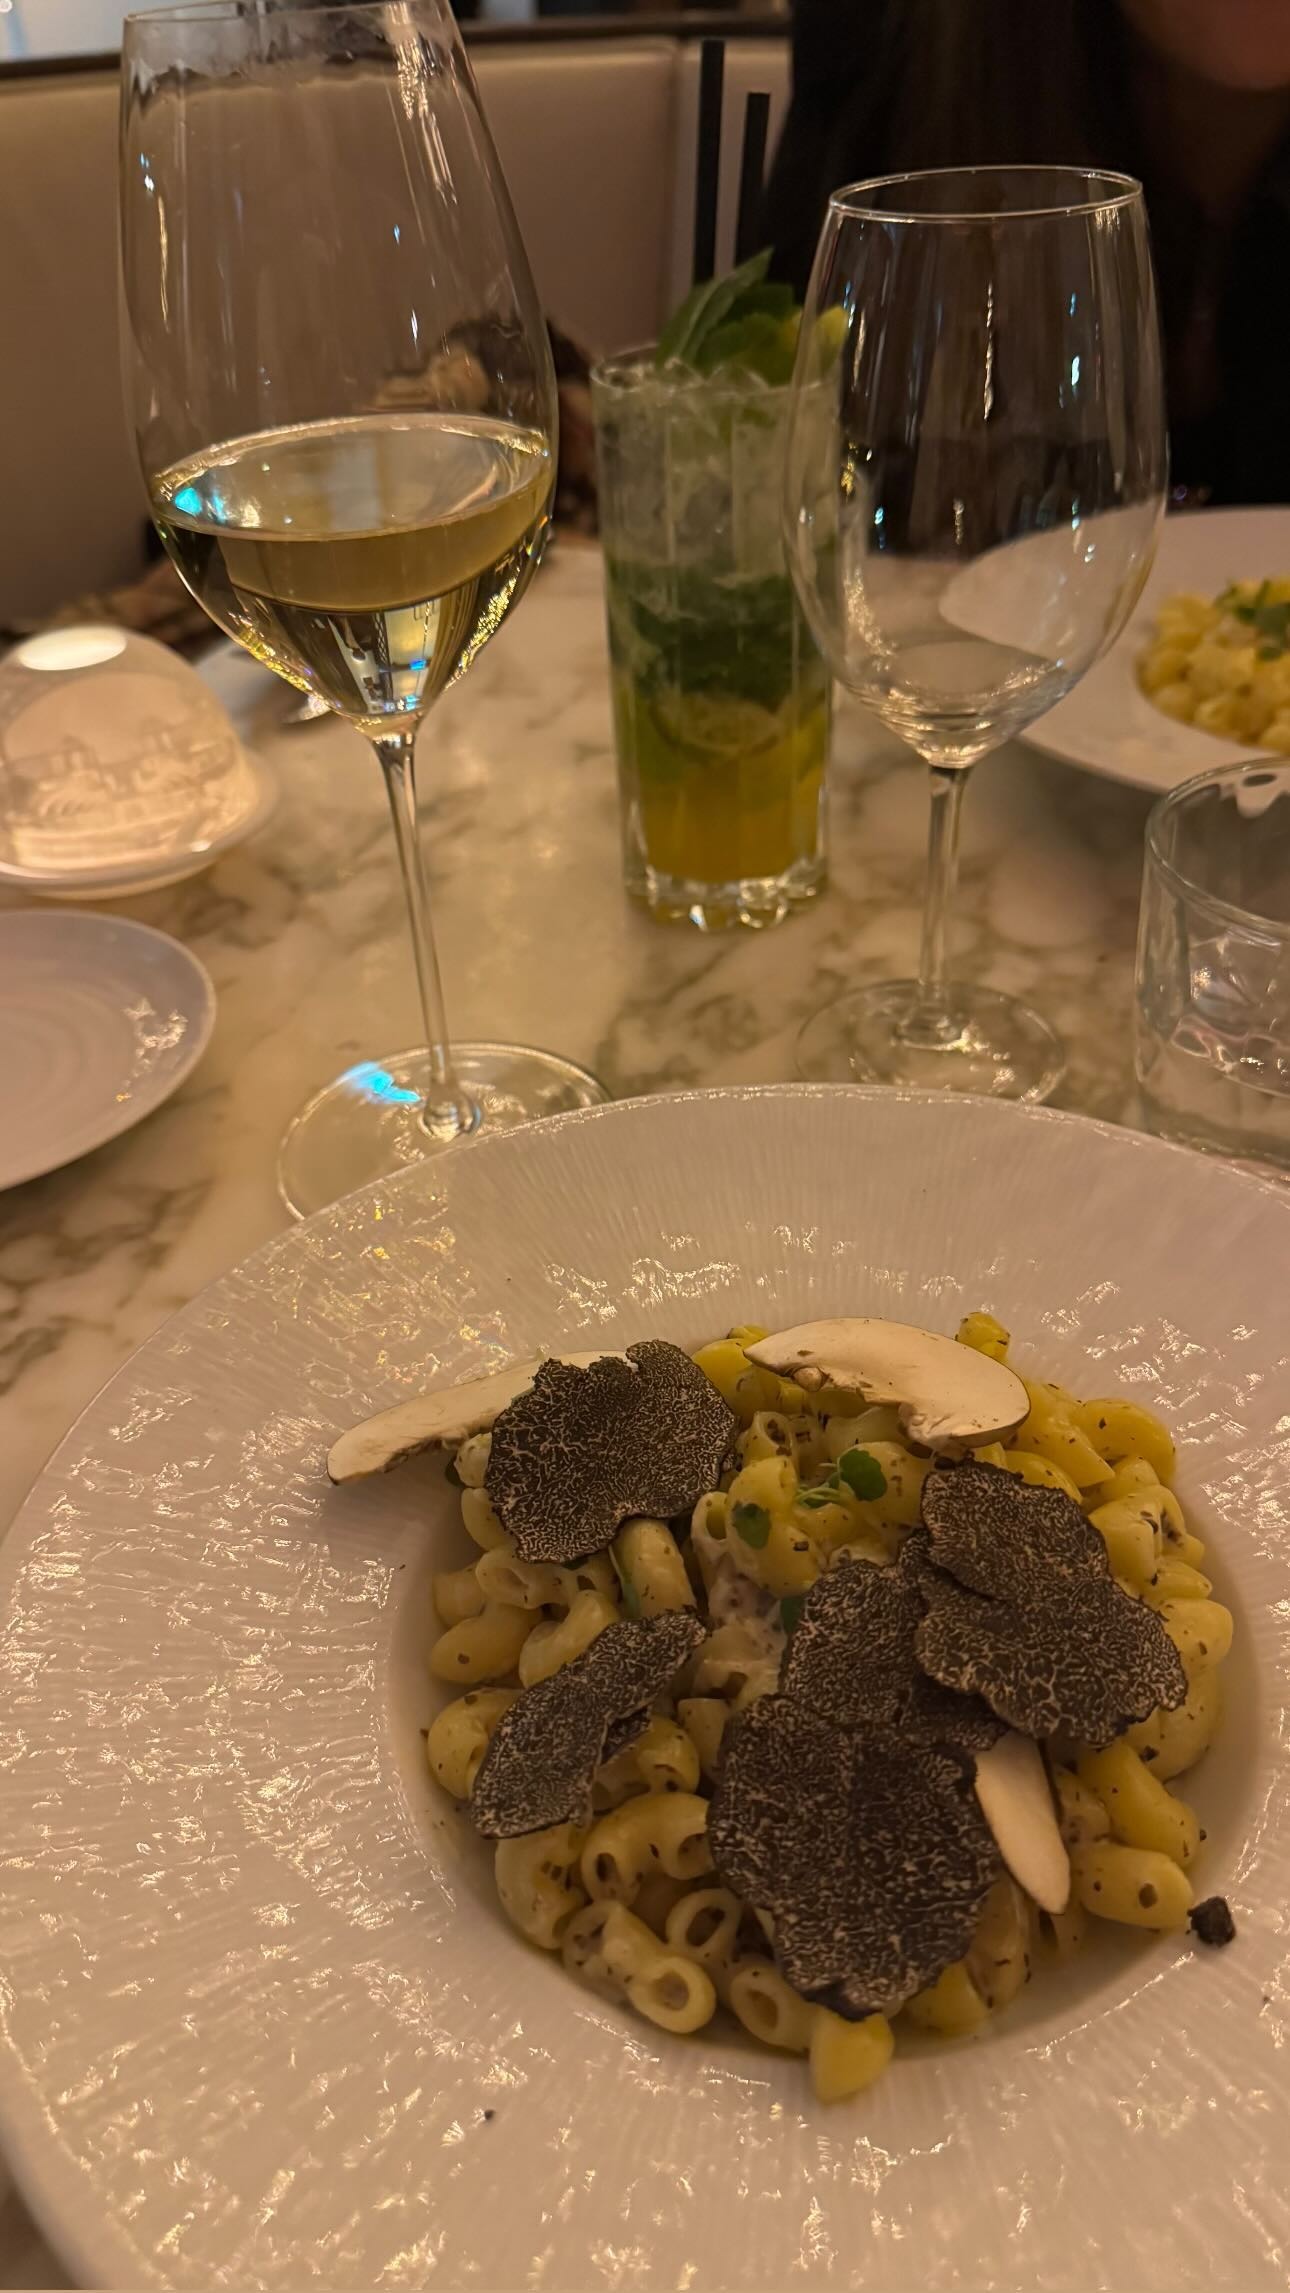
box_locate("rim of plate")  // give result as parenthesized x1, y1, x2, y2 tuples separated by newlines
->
(0, 1084, 1286, 2292)
(0, 910, 216, 1190)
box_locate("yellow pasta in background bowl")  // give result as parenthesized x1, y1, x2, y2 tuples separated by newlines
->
(1138, 578, 1290, 748)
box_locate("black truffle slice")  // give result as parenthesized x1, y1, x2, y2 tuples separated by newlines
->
(709, 1697, 1001, 2019)
(470, 1667, 609, 1839)
(580, 1608, 705, 1708)
(471, 1611, 704, 1836)
(484, 1340, 736, 1564)
(780, 1557, 1002, 1750)
(914, 1558, 1188, 1746)
(896, 1525, 934, 1580)
(600, 1708, 651, 1765)
(914, 1461, 1187, 1743)
(1189, 1895, 1237, 1948)
(921, 1462, 1111, 1594)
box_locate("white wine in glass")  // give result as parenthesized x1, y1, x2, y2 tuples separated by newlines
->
(121, 1, 606, 1217)
(785, 167, 1167, 1099)
(151, 413, 552, 724)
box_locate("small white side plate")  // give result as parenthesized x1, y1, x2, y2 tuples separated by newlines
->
(0, 909, 215, 1188)
(1024, 506, 1290, 792)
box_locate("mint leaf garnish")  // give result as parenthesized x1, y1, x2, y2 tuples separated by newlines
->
(732, 1501, 772, 1549)
(655, 249, 773, 370)
(797, 1485, 841, 1511)
(1253, 601, 1290, 654)
(693, 309, 796, 386)
(1223, 579, 1290, 657)
(610, 1547, 643, 1619)
(838, 1448, 888, 1501)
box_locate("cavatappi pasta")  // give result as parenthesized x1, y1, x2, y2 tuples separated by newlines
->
(1137, 579, 1290, 748)
(426, 1313, 1234, 2104)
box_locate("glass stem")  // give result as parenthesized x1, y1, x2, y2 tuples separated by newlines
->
(902, 761, 970, 1049)
(371, 727, 480, 1144)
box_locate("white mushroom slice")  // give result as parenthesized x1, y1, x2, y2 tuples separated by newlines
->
(327, 1351, 627, 1485)
(973, 1732, 1070, 1916)
(745, 1318, 1027, 1451)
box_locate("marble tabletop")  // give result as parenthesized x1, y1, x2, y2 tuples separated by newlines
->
(0, 541, 1154, 2289)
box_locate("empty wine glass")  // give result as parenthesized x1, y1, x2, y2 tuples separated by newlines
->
(785, 167, 1167, 1098)
(121, 0, 606, 1217)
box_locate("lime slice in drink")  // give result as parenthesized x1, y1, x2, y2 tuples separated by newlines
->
(652, 688, 776, 756)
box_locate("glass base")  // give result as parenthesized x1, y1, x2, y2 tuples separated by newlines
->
(1137, 1057, 1290, 1177)
(1138, 1093, 1290, 1181)
(797, 980, 1065, 1102)
(627, 852, 825, 932)
(277, 1042, 610, 1220)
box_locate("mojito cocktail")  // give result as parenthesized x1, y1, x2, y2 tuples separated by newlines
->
(593, 350, 829, 930)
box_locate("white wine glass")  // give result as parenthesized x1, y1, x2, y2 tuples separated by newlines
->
(785, 167, 1167, 1098)
(121, 0, 606, 1217)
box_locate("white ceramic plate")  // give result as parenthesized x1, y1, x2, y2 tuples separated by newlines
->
(1024, 506, 1290, 791)
(0, 909, 215, 1187)
(0, 1088, 1287, 2292)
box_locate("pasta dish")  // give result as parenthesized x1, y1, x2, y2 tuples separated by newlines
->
(329, 1312, 1236, 2105)
(1138, 578, 1290, 747)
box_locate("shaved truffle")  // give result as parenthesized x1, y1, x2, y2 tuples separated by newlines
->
(780, 1557, 1001, 1750)
(921, 1462, 1110, 1592)
(710, 1697, 1001, 2018)
(914, 1464, 1186, 1746)
(1189, 1895, 1236, 1948)
(581, 1609, 704, 1702)
(600, 1708, 652, 1765)
(470, 1666, 611, 1839)
(485, 1341, 736, 1564)
(471, 1611, 704, 1836)
(326, 1350, 627, 1484)
(896, 1525, 935, 1581)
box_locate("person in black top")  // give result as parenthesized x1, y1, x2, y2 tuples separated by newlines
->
(764, 0, 1290, 505)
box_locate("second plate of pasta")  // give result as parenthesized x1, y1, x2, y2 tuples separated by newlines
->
(1023, 505, 1290, 791)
